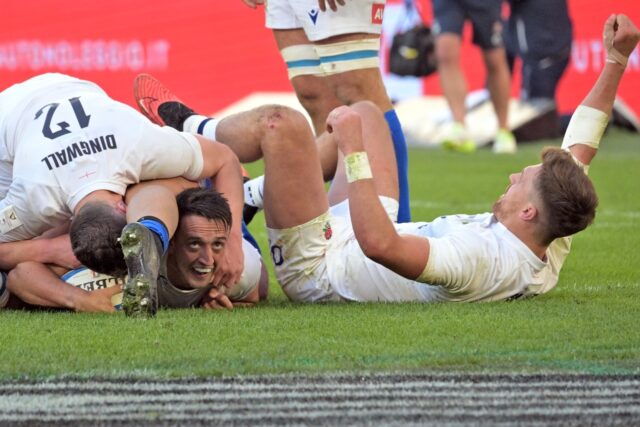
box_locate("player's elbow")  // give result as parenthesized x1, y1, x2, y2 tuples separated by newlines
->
(356, 229, 394, 265)
(218, 143, 241, 168)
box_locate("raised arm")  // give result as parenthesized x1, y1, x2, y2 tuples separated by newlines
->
(563, 14, 640, 168)
(326, 106, 429, 280)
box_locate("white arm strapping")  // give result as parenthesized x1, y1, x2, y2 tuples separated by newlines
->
(561, 105, 609, 151)
(561, 105, 608, 175)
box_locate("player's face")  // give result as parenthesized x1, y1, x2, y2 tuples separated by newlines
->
(493, 164, 541, 221)
(167, 215, 229, 289)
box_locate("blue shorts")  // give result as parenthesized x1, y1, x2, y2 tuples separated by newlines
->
(432, 0, 504, 50)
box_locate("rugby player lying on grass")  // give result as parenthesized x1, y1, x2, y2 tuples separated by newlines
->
(135, 14, 638, 303)
(0, 73, 251, 316)
(5, 184, 267, 312)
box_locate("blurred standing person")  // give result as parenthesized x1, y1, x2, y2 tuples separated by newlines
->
(505, 0, 573, 139)
(239, 0, 412, 222)
(432, 0, 517, 154)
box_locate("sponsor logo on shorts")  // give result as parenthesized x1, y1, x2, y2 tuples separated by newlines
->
(308, 8, 319, 25)
(491, 21, 504, 47)
(371, 4, 384, 25)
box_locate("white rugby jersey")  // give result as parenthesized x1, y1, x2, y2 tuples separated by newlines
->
(0, 73, 203, 242)
(326, 204, 571, 303)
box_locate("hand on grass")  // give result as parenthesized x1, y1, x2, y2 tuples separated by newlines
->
(73, 286, 121, 313)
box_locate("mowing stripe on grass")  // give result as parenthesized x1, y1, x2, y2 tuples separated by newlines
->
(1, 373, 638, 426)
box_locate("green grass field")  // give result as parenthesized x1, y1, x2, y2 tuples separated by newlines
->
(1, 129, 638, 380)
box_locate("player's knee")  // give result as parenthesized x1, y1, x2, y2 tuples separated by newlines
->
(6, 265, 22, 291)
(435, 37, 460, 65)
(257, 105, 310, 148)
(6, 262, 35, 292)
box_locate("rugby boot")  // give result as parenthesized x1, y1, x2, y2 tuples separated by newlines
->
(119, 223, 162, 318)
(441, 122, 476, 153)
(492, 128, 517, 154)
(134, 73, 195, 130)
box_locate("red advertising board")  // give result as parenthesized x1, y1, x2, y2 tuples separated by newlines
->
(1, 0, 639, 116)
(0, 1, 288, 114)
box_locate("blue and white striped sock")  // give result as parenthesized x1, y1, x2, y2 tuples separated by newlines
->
(183, 115, 221, 140)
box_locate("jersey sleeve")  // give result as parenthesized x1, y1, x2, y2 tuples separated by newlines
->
(0, 193, 42, 242)
(417, 231, 493, 296)
(137, 123, 204, 182)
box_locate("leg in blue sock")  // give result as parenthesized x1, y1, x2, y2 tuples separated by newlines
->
(384, 109, 411, 222)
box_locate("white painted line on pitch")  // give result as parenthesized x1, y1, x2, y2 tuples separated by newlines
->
(2, 377, 638, 392)
(1, 374, 638, 425)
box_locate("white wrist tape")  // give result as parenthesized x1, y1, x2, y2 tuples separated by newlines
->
(344, 152, 373, 183)
(606, 48, 628, 67)
(561, 105, 609, 151)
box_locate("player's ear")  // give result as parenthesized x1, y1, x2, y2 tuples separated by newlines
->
(520, 204, 538, 222)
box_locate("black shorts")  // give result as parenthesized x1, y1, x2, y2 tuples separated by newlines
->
(432, 0, 504, 50)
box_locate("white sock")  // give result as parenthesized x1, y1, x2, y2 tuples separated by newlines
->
(244, 175, 265, 209)
(183, 115, 221, 140)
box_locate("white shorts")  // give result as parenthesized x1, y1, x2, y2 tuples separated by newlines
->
(267, 196, 402, 303)
(266, 0, 385, 41)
